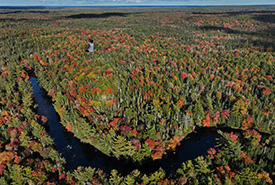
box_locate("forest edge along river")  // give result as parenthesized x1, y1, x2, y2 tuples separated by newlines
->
(30, 77, 217, 176)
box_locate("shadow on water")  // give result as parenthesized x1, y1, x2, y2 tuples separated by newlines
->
(30, 77, 217, 176)
(66, 12, 130, 19)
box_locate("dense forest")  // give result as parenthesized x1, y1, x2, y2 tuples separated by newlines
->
(0, 6, 275, 184)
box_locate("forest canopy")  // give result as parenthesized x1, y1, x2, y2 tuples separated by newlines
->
(0, 6, 274, 184)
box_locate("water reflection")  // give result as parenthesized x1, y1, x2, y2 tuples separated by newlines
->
(162, 128, 216, 176)
(30, 77, 108, 171)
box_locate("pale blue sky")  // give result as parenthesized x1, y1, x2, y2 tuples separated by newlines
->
(0, 0, 275, 6)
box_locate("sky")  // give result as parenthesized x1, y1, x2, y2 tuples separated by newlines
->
(0, 0, 275, 6)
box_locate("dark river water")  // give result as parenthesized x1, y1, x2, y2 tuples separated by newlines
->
(30, 77, 217, 176)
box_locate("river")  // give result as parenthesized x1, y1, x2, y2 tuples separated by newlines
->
(30, 77, 217, 176)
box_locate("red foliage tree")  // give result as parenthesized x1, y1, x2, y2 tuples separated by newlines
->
(202, 114, 211, 127)
(120, 125, 132, 135)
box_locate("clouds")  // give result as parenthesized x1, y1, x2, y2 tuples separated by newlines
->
(1, 0, 275, 6)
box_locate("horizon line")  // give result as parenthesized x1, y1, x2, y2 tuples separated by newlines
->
(1, 4, 275, 8)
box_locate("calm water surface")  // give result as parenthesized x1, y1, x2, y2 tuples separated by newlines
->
(30, 77, 217, 176)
